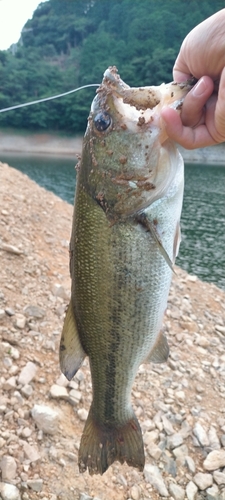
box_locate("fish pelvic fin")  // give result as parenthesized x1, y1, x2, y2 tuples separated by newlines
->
(78, 406, 145, 475)
(59, 300, 86, 381)
(145, 331, 169, 364)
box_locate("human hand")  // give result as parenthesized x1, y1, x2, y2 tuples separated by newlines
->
(161, 9, 225, 149)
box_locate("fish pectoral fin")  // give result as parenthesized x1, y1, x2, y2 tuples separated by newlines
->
(147, 219, 175, 273)
(59, 300, 86, 381)
(145, 331, 169, 364)
(78, 405, 145, 475)
(136, 213, 175, 273)
(173, 221, 181, 261)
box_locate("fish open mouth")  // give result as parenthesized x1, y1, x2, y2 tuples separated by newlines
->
(93, 66, 195, 135)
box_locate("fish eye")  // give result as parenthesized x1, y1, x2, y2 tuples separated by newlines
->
(94, 111, 111, 131)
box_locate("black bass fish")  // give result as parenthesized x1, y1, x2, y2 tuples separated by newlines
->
(59, 67, 194, 475)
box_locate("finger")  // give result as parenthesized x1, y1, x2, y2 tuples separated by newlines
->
(202, 69, 225, 143)
(180, 76, 214, 127)
(161, 107, 216, 149)
(214, 66, 225, 140)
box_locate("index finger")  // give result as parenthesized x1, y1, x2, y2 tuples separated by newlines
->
(161, 107, 216, 149)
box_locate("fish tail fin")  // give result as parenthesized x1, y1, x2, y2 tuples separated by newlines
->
(78, 406, 145, 475)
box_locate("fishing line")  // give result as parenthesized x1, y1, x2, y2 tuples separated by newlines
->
(0, 83, 100, 113)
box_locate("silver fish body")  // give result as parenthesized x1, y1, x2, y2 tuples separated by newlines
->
(60, 67, 193, 475)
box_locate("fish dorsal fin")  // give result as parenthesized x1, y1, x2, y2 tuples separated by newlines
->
(59, 300, 86, 381)
(145, 331, 169, 364)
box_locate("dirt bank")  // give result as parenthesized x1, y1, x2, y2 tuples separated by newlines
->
(0, 161, 225, 500)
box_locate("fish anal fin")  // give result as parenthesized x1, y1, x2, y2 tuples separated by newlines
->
(145, 331, 169, 364)
(79, 406, 145, 475)
(59, 300, 86, 381)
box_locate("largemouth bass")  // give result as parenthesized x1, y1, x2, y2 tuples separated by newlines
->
(60, 66, 194, 475)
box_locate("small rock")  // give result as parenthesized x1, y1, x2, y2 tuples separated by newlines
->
(203, 449, 225, 471)
(185, 455, 196, 474)
(208, 426, 221, 450)
(18, 362, 37, 385)
(27, 479, 43, 492)
(21, 384, 33, 398)
(186, 481, 198, 500)
(144, 464, 169, 497)
(55, 373, 69, 387)
(49, 384, 68, 400)
(130, 484, 141, 500)
(0, 482, 21, 500)
(21, 427, 32, 438)
(167, 433, 184, 450)
(14, 314, 26, 329)
(215, 325, 225, 335)
(5, 307, 15, 317)
(173, 444, 188, 460)
(180, 420, 192, 438)
(3, 376, 17, 391)
(162, 455, 177, 477)
(68, 389, 82, 405)
(1, 455, 17, 481)
(77, 408, 88, 421)
(0, 243, 23, 255)
(52, 284, 69, 300)
(9, 347, 20, 360)
(68, 380, 79, 390)
(23, 442, 41, 462)
(147, 443, 162, 460)
(23, 305, 45, 319)
(175, 391, 185, 401)
(144, 430, 159, 446)
(193, 472, 213, 490)
(31, 404, 60, 435)
(168, 482, 185, 500)
(196, 336, 210, 348)
(0, 309, 5, 320)
(117, 474, 127, 487)
(195, 384, 204, 393)
(187, 274, 197, 282)
(193, 422, 209, 447)
(213, 470, 225, 485)
(206, 484, 219, 500)
(79, 494, 92, 500)
(162, 415, 175, 435)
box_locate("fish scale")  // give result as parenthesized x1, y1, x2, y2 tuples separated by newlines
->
(59, 66, 194, 475)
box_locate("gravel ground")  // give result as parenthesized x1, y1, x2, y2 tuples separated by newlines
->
(0, 161, 225, 500)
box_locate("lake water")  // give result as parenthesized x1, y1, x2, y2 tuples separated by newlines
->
(1, 153, 224, 290)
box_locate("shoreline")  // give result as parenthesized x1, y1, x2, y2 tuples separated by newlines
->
(0, 131, 83, 158)
(0, 130, 225, 164)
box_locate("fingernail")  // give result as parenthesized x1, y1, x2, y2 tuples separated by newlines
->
(192, 78, 207, 97)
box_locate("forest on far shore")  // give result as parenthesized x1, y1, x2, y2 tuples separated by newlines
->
(0, 0, 223, 133)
